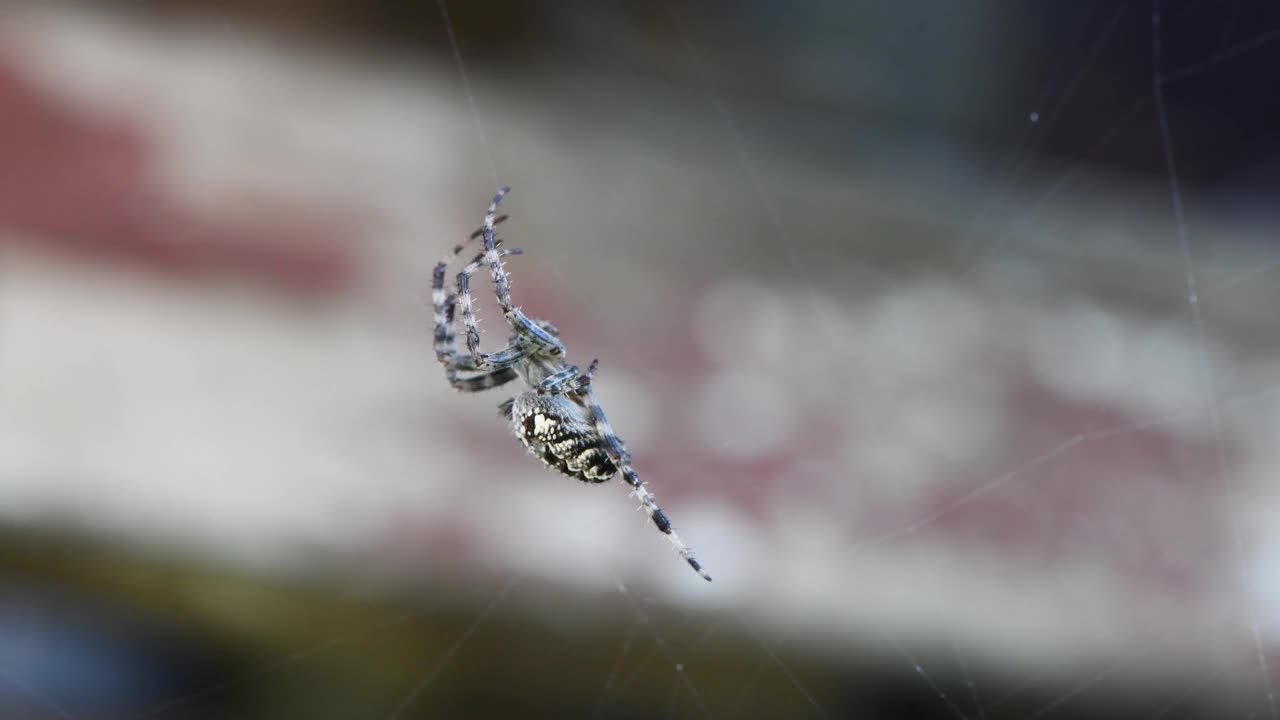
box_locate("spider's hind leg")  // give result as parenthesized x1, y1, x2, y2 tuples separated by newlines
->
(577, 386, 712, 581)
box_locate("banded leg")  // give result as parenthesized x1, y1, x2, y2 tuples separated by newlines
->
(538, 359, 599, 396)
(440, 262, 520, 395)
(455, 248, 531, 370)
(432, 219, 505, 370)
(473, 187, 563, 356)
(579, 385, 712, 581)
(448, 367, 518, 392)
(435, 242, 522, 371)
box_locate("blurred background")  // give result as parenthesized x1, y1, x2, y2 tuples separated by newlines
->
(1, 1, 1279, 718)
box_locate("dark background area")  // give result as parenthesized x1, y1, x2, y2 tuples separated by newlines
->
(105, 0, 1280, 187)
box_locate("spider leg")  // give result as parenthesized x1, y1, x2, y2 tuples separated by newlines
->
(455, 250, 531, 370)
(537, 358, 599, 396)
(434, 287, 478, 372)
(448, 367, 518, 393)
(579, 385, 712, 581)
(498, 397, 515, 418)
(431, 223, 509, 371)
(435, 255, 519, 388)
(438, 242, 524, 371)
(470, 214, 507, 239)
(476, 188, 563, 355)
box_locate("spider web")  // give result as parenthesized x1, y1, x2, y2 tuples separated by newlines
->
(400, 2, 1277, 718)
(2, 1, 1280, 719)
(385, 2, 1280, 717)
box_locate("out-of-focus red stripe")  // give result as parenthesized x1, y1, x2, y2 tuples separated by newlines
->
(0, 53, 361, 295)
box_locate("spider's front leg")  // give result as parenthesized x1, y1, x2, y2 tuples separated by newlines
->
(434, 246, 525, 395)
(432, 219, 511, 371)
(458, 185, 563, 363)
(455, 252, 531, 371)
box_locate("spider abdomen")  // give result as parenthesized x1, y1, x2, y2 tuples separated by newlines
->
(510, 393, 617, 483)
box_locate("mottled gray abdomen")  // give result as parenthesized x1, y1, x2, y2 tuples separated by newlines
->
(509, 392, 617, 483)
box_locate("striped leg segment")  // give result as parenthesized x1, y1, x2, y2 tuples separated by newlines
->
(580, 384, 712, 581)
(476, 188, 563, 354)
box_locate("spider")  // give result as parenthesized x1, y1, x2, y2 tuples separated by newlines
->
(431, 187, 711, 582)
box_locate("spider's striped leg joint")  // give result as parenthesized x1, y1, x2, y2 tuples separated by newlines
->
(538, 365, 582, 395)
(507, 308, 565, 355)
(485, 187, 511, 231)
(617, 462, 710, 581)
(630, 483, 712, 582)
(536, 359, 598, 396)
(446, 367, 517, 393)
(468, 214, 507, 240)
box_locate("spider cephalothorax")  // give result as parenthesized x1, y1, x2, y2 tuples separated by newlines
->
(431, 187, 711, 581)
